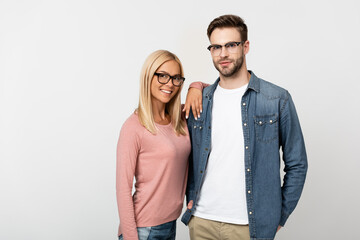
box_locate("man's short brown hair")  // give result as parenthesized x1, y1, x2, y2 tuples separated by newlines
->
(207, 14, 248, 41)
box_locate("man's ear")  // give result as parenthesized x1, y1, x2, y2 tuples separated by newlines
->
(244, 40, 250, 55)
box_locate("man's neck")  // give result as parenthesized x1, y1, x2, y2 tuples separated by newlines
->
(219, 68, 250, 89)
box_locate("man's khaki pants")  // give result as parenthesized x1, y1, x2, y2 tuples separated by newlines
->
(188, 216, 250, 240)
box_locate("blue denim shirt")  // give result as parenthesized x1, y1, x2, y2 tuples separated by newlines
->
(181, 71, 308, 240)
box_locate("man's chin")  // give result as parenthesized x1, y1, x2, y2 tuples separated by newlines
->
(220, 69, 235, 77)
(215, 64, 235, 77)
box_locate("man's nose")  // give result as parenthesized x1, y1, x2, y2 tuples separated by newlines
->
(219, 46, 229, 58)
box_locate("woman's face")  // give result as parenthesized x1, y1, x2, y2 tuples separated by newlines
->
(150, 60, 181, 106)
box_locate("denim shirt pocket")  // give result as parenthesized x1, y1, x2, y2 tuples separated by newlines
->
(188, 119, 204, 147)
(254, 114, 278, 143)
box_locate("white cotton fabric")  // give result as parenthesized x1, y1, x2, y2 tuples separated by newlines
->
(194, 84, 249, 224)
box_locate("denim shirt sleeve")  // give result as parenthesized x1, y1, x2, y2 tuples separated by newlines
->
(186, 152, 196, 204)
(185, 120, 196, 205)
(279, 91, 308, 226)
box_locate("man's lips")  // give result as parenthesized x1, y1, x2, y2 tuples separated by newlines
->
(219, 61, 231, 66)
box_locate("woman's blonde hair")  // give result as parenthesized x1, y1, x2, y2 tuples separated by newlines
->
(137, 50, 187, 136)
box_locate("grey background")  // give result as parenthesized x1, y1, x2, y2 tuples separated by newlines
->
(1, 0, 359, 239)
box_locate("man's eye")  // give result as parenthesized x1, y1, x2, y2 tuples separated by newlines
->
(226, 43, 237, 48)
(213, 45, 222, 50)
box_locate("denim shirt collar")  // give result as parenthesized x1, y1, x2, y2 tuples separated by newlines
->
(247, 71, 260, 93)
(204, 70, 260, 100)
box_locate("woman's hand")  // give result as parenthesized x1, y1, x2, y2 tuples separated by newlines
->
(183, 88, 203, 120)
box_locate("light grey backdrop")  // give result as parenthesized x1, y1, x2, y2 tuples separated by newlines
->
(1, 0, 359, 239)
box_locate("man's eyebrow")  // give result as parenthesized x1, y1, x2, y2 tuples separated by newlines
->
(211, 41, 240, 45)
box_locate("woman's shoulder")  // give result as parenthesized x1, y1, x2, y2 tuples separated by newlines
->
(120, 111, 144, 134)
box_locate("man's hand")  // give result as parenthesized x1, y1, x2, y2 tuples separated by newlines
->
(183, 88, 202, 120)
(187, 200, 193, 210)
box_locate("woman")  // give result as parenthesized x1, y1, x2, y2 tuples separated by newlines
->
(116, 50, 191, 240)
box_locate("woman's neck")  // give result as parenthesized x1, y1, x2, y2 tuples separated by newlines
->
(152, 101, 170, 125)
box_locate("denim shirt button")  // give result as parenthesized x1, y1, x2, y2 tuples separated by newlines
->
(247, 168, 250, 172)
(245, 146, 249, 149)
(244, 123, 247, 126)
(249, 211, 253, 215)
(242, 102, 246, 106)
(248, 190, 251, 194)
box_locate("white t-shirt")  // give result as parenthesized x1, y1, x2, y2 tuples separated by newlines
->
(194, 83, 249, 224)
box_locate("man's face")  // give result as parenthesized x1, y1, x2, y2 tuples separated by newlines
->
(209, 27, 245, 78)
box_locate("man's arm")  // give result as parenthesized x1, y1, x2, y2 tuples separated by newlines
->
(279, 92, 308, 226)
(185, 151, 196, 209)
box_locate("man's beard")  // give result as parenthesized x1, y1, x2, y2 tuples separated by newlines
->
(214, 55, 244, 78)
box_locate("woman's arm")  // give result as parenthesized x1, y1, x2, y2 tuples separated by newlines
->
(182, 82, 210, 120)
(116, 118, 141, 240)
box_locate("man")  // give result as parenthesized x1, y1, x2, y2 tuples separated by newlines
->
(182, 14, 308, 240)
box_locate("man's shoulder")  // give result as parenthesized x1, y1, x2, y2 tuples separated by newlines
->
(256, 76, 289, 100)
(203, 78, 220, 96)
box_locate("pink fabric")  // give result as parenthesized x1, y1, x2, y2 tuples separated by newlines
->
(116, 113, 191, 240)
(189, 81, 210, 90)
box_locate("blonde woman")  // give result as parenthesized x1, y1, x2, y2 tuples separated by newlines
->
(116, 50, 192, 240)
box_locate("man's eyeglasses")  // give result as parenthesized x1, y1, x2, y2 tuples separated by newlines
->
(207, 41, 245, 56)
(154, 73, 185, 87)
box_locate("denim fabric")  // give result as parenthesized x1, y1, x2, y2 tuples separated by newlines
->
(118, 226, 151, 240)
(181, 71, 307, 240)
(119, 220, 176, 240)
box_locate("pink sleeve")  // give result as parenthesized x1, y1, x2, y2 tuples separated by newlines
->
(116, 118, 142, 240)
(189, 81, 210, 91)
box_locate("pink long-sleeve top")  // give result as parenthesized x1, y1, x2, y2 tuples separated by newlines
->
(116, 113, 191, 240)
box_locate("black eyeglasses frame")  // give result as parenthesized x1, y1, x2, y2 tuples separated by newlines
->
(154, 73, 185, 87)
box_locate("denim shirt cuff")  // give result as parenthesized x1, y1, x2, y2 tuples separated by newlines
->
(279, 213, 289, 226)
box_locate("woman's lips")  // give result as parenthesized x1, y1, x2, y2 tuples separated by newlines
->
(160, 89, 172, 94)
